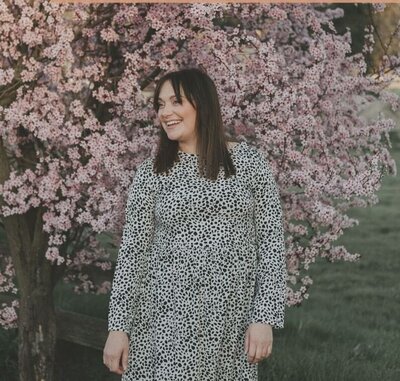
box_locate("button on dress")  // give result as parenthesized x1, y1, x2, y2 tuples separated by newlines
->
(108, 141, 287, 381)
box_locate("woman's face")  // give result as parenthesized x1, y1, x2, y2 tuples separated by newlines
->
(157, 80, 197, 145)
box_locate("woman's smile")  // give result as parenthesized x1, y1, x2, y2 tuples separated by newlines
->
(165, 120, 182, 129)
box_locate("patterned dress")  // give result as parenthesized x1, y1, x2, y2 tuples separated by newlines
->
(108, 140, 287, 381)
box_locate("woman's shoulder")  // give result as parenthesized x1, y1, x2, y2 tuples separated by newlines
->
(227, 141, 240, 150)
(135, 156, 153, 174)
(132, 157, 158, 190)
(230, 140, 268, 164)
(233, 141, 275, 185)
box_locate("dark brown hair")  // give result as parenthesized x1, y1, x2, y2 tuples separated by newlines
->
(151, 67, 238, 181)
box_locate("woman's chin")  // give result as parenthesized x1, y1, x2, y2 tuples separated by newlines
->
(165, 131, 180, 140)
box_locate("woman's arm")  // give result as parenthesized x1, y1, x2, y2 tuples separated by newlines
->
(108, 158, 156, 334)
(248, 150, 287, 329)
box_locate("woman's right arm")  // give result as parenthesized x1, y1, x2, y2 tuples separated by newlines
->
(104, 158, 156, 374)
(107, 158, 156, 334)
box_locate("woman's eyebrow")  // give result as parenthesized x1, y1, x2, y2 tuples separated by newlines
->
(157, 95, 185, 102)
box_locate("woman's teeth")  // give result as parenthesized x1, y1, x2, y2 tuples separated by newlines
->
(166, 121, 181, 127)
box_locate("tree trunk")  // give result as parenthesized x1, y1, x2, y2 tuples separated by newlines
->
(365, 3, 400, 72)
(1, 138, 62, 381)
(18, 281, 57, 381)
(1, 208, 58, 380)
(5, 207, 58, 381)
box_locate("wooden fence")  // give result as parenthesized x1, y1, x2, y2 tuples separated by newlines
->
(55, 308, 121, 381)
(55, 308, 108, 351)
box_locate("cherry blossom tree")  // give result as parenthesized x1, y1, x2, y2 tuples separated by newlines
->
(0, 1, 399, 380)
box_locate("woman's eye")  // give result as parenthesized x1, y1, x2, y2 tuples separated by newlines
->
(157, 100, 181, 108)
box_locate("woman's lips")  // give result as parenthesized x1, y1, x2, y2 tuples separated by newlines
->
(166, 121, 182, 129)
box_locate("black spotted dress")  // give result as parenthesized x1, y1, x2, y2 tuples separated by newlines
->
(108, 141, 287, 381)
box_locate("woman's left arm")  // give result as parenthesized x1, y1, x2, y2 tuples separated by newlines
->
(248, 150, 287, 329)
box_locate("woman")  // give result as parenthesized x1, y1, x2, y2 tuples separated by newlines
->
(103, 67, 287, 380)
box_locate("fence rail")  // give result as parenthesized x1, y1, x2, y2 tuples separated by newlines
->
(55, 307, 108, 351)
(55, 308, 123, 381)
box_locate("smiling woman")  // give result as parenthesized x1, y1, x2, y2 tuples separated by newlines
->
(104, 67, 287, 381)
(157, 81, 197, 153)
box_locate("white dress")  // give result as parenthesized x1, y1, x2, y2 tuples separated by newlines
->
(108, 141, 287, 381)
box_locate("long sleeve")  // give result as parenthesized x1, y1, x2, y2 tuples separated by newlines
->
(248, 150, 287, 329)
(108, 158, 156, 334)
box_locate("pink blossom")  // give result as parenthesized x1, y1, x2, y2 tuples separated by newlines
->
(0, 301, 19, 329)
(45, 247, 65, 265)
(100, 27, 119, 43)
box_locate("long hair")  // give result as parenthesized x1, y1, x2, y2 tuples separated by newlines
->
(152, 67, 238, 181)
